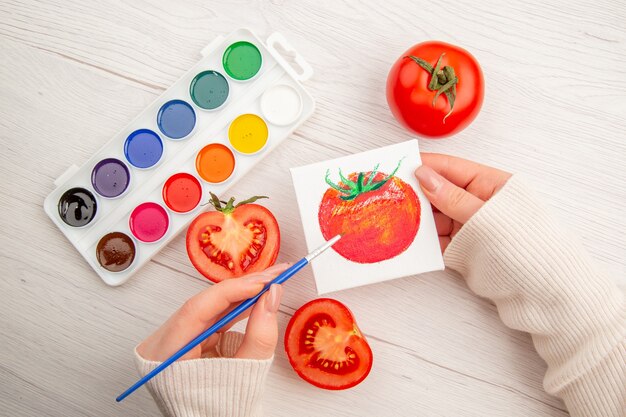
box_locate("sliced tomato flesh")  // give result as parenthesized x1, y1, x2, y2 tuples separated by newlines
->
(301, 313, 362, 374)
(285, 298, 373, 390)
(198, 220, 267, 273)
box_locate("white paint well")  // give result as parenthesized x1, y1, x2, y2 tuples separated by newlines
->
(261, 84, 303, 126)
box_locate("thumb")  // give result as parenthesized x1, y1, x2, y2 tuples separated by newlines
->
(235, 284, 283, 360)
(415, 165, 484, 224)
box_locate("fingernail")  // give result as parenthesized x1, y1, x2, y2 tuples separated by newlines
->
(415, 166, 442, 193)
(244, 273, 273, 285)
(265, 284, 281, 313)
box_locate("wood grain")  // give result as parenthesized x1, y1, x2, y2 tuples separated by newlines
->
(1, 0, 624, 415)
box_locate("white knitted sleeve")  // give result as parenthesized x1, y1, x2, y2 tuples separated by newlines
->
(444, 175, 626, 417)
(134, 332, 272, 417)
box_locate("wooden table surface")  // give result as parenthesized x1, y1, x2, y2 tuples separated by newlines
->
(1, 0, 624, 416)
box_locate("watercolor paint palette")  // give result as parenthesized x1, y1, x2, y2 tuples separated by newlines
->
(44, 29, 315, 286)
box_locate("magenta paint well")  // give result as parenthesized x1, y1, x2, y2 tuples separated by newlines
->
(129, 202, 169, 243)
(91, 158, 130, 198)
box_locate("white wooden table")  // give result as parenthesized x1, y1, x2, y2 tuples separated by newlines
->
(1, 1, 624, 416)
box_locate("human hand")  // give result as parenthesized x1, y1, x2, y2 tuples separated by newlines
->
(137, 263, 289, 362)
(415, 153, 512, 252)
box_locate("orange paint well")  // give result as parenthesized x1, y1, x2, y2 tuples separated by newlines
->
(195, 143, 236, 183)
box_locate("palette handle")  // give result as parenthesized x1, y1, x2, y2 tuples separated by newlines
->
(200, 35, 226, 58)
(266, 32, 314, 83)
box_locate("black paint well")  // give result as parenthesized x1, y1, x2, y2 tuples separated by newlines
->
(58, 187, 97, 227)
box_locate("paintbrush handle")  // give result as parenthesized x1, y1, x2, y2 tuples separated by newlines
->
(116, 257, 309, 402)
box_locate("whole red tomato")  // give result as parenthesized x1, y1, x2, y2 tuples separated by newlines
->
(318, 163, 420, 263)
(386, 41, 484, 138)
(186, 193, 280, 282)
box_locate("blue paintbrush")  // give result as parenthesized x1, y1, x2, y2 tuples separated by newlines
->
(116, 234, 342, 402)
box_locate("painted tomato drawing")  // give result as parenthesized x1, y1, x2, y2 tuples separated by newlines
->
(318, 162, 420, 263)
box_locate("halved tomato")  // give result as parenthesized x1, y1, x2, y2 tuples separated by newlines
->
(284, 298, 373, 390)
(186, 194, 280, 282)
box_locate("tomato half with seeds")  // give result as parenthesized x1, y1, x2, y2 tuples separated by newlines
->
(285, 298, 373, 390)
(186, 194, 280, 282)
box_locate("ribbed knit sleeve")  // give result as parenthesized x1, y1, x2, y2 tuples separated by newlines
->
(134, 332, 273, 417)
(444, 175, 626, 417)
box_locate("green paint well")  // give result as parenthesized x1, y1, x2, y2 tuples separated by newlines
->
(222, 41, 262, 81)
(189, 70, 229, 110)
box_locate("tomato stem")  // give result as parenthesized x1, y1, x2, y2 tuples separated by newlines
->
(206, 192, 268, 214)
(405, 53, 458, 123)
(325, 158, 404, 201)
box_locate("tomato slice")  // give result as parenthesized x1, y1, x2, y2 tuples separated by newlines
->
(285, 298, 373, 390)
(186, 203, 280, 282)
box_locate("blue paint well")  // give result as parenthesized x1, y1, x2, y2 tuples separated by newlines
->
(157, 99, 196, 139)
(124, 129, 164, 169)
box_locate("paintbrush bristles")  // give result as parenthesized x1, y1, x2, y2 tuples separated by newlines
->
(305, 235, 342, 262)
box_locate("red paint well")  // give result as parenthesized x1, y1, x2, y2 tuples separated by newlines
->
(162, 173, 202, 213)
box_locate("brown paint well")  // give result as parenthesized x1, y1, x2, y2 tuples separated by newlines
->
(96, 232, 136, 272)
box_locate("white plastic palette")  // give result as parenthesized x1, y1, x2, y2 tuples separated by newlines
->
(43, 28, 315, 286)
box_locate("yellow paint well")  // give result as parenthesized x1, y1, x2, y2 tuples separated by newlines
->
(228, 114, 268, 154)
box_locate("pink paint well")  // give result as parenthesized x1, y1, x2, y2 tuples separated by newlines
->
(129, 202, 169, 243)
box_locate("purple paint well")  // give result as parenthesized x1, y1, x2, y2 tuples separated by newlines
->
(91, 158, 131, 198)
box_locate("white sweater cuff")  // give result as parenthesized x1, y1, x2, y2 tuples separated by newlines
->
(134, 332, 273, 417)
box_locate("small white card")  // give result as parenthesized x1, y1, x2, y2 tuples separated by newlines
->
(290, 140, 444, 294)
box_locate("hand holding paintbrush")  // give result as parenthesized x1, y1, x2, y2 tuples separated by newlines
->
(137, 263, 289, 364)
(117, 235, 341, 401)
